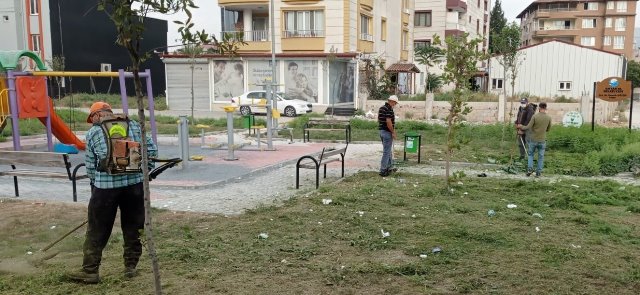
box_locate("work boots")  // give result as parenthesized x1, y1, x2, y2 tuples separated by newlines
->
(66, 269, 100, 284)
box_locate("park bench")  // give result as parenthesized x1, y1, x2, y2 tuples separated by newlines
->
(296, 144, 348, 189)
(0, 151, 87, 202)
(303, 118, 351, 143)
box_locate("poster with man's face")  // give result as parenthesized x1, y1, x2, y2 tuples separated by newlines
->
(329, 61, 355, 106)
(213, 60, 245, 101)
(247, 61, 280, 91)
(284, 60, 318, 103)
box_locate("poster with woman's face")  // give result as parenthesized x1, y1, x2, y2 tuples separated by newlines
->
(284, 60, 318, 103)
(329, 61, 355, 106)
(213, 60, 245, 101)
(247, 61, 279, 91)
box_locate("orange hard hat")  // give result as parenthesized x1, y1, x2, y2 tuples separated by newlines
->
(87, 101, 112, 123)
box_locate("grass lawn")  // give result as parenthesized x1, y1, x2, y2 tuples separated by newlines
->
(0, 173, 638, 294)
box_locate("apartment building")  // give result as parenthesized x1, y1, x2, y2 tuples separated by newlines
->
(518, 0, 637, 59)
(413, 0, 491, 93)
(163, 0, 415, 111)
(0, 0, 167, 95)
(0, 0, 51, 65)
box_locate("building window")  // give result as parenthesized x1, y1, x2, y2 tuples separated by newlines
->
(360, 14, 372, 41)
(283, 10, 324, 37)
(414, 11, 432, 27)
(484, 1, 488, 11)
(581, 36, 596, 46)
(31, 34, 40, 52)
(604, 36, 612, 46)
(615, 18, 626, 31)
(607, 1, 615, 10)
(414, 40, 431, 49)
(614, 36, 625, 49)
(492, 79, 503, 90)
(402, 30, 409, 51)
(559, 81, 572, 91)
(584, 2, 598, 10)
(605, 18, 613, 28)
(617, 1, 627, 12)
(582, 18, 596, 29)
(381, 18, 387, 41)
(29, 0, 39, 15)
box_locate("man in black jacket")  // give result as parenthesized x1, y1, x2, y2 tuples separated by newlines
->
(515, 98, 536, 160)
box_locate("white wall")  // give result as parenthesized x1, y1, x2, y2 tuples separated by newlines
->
(490, 41, 626, 98)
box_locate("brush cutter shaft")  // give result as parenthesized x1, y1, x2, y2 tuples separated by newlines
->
(41, 220, 88, 252)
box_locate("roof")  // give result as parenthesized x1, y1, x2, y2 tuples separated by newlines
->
(516, 0, 638, 19)
(386, 63, 420, 73)
(493, 39, 624, 58)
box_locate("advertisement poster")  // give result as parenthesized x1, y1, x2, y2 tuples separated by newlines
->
(329, 61, 355, 106)
(213, 60, 245, 101)
(284, 60, 318, 103)
(247, 61, 279, 91)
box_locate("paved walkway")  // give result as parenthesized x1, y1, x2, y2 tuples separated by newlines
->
(0, 132, 381, 215)
(2, 133, 639, 216)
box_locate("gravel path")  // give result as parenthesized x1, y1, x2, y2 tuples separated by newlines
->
(1, 143, 638, 215)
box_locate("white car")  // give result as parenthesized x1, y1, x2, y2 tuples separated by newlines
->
(230, 91, 312, 117)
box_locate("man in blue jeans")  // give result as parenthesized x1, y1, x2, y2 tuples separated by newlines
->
(518, 102, 551, 177)
(378, 95, 399, 176)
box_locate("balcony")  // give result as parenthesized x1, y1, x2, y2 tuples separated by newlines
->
(446, 0, 467, 12)
(533, 25, 578, 37)
(534, 7, 578, 18)
(281, 30, 325, 51)
(221, 30, 271, 52)
(445, 22, 466, 37)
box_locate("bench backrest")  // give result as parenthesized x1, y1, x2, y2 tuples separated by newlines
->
(318, 144, 348, 162)
(307, 119, 350, 127)
(0, 151, 70, 168)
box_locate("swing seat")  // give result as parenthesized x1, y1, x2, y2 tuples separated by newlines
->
(53, 143, 79, 154)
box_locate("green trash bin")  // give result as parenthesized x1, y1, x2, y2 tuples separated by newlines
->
(403, 132, 422, 163)
(242, 115, 254, 129)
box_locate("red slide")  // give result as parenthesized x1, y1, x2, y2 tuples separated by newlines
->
(37, 98, 86, 150)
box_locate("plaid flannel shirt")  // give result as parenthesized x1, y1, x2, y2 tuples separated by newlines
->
(85, 119, 157, 189)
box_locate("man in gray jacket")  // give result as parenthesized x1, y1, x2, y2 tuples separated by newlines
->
(519, 102, 551, 177)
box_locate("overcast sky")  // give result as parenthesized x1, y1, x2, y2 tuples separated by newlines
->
(146, 0, 221, 50)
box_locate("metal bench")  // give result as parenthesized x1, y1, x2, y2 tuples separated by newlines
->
(296, 144, 348, 189)
(303, 118, 351, 143)
(0, 151, 87, 202)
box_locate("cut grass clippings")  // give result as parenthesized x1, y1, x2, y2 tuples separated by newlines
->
(0, 174, 638, 294)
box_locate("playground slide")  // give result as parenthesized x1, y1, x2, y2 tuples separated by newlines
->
(37, 98, 86, 150)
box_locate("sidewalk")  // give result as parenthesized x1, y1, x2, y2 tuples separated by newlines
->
(0, 132, 365, 215)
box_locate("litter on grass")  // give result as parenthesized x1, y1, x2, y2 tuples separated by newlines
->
(507, 204, 518, 209)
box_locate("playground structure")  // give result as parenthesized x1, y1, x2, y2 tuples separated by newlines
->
(0, 50, 158, 151)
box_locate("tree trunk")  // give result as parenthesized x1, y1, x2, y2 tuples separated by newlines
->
(190, 63, 195, 125)
(131, 63, 163, 295)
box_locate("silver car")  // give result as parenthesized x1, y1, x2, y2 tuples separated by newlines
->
(231, 91, 313, 117)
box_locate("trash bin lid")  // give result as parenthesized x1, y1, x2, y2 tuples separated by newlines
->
(405, 131, 419, 136)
